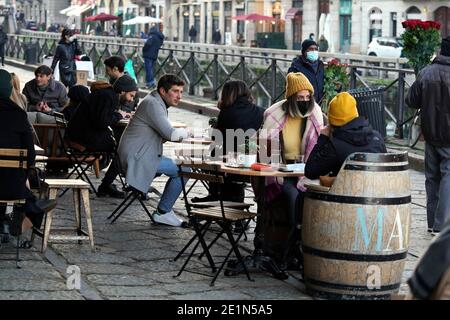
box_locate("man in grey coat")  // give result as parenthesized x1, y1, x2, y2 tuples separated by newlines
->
(118, 74, 189, 227)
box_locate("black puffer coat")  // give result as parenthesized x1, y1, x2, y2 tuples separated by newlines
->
(305, 116, 386, 179)
(406, 55, 450, 147)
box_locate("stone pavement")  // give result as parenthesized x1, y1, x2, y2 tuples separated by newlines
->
(0, 63, 434, 300)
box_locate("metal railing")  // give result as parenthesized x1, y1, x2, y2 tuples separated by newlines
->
(6, 31, 416, 138)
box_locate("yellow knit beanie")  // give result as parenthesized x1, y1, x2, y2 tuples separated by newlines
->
(328, 92, 359, 127)
(285, 72, 314, 99)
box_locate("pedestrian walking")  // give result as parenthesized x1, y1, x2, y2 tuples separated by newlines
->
(406, 36, 450, 236)
(51, 29, 82, 88)
(318, 34, 329, 52)
(213, 28, 221, 45)
(0, 26, 8, 66)
(288, 39, 325, 103)
(188, 25, 197, 43)
(143, 26, 164, 89)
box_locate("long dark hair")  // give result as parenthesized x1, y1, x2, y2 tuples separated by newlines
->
(218, 80, 253, 110)
(60, 28, 74, 42)
(282, 93, 315, 118)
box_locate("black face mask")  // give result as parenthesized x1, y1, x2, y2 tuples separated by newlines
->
(297, 101, 309, 115)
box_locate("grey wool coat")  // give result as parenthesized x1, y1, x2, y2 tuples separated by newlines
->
(118, 91, 188, 193)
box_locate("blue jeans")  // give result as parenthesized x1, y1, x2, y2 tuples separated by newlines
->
(144, 57, 156, 87)
(425, 143, 450, 231)
(156, 156, 189, 213)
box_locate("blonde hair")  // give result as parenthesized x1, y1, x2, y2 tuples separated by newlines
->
(9, 73, 28, 110)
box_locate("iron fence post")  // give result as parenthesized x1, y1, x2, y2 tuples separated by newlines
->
(350, 67, 357, 89)
(189, 52, 195, 95)
(271, 59, 277, 104)
(213, 54, 219, 100)
(397, 71, 405, 139)
(241, 56, 246, 82)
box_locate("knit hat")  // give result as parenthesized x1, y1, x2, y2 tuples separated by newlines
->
(0, 69, 12, 99)
(302, 39, 317, 54)
(113, 74, 138, 93)
(441, 36, 450, 57)
(285, 72, 314, 99)
(328, 92, 359, 127)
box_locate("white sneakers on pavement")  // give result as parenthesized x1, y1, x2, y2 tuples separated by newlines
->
(153, 210, 185, 227)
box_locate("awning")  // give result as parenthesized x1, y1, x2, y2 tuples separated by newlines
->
(67, 4, 93, 17)
(285, 8, 302, 20)
(60, 4, 93, 17)
(60, 5, 77, 15)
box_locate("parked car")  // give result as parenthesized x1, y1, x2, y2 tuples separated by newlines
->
(367, 37, 403, 58)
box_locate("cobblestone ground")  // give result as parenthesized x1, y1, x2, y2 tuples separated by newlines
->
(0, 64, 433, 300)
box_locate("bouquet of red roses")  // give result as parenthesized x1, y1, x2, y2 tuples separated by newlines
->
(401, 20, 441, 76)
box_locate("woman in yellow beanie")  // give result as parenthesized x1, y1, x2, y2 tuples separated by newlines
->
(258, 72, 325, 270)
(304, 91, 386, 182)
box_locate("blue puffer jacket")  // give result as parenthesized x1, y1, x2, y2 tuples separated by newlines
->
(143, 28, 164, 60)
(288, 56, 325, 103)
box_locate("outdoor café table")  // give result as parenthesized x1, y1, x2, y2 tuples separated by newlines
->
(217, 163, 305, 280)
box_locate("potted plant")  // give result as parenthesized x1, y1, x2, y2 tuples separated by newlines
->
(401, 20, 441, 76)
(322, 58, 349, 111)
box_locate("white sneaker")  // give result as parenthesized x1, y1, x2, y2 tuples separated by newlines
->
(153, 210, 184, 227)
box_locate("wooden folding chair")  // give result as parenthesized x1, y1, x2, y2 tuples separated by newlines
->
(173, 161, 256, 286)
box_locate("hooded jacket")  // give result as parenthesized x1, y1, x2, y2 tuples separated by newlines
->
(143, 28, 164, 60)
(288, 55, 324, 103)
(406, 55, 450, 147)
(305, 116, 386, 179)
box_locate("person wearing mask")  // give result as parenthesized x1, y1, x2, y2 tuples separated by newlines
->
(259, 72, 325, 269)
(9, 72, 28, 110)
(288, 39, 325, 104)
(118, 74, 190, 227)
(22, 65, 68, 114)
(305, 92, 386, 182)
(0, 26, 8, 66)
(51, 29, 82, 88)
(143, 26, 164, 89)
(406, 36, 450, 236)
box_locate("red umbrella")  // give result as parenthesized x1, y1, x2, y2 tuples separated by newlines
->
(85, 13, 119, 22)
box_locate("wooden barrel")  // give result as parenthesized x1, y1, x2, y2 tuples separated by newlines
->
(302, 152, 411, 300)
